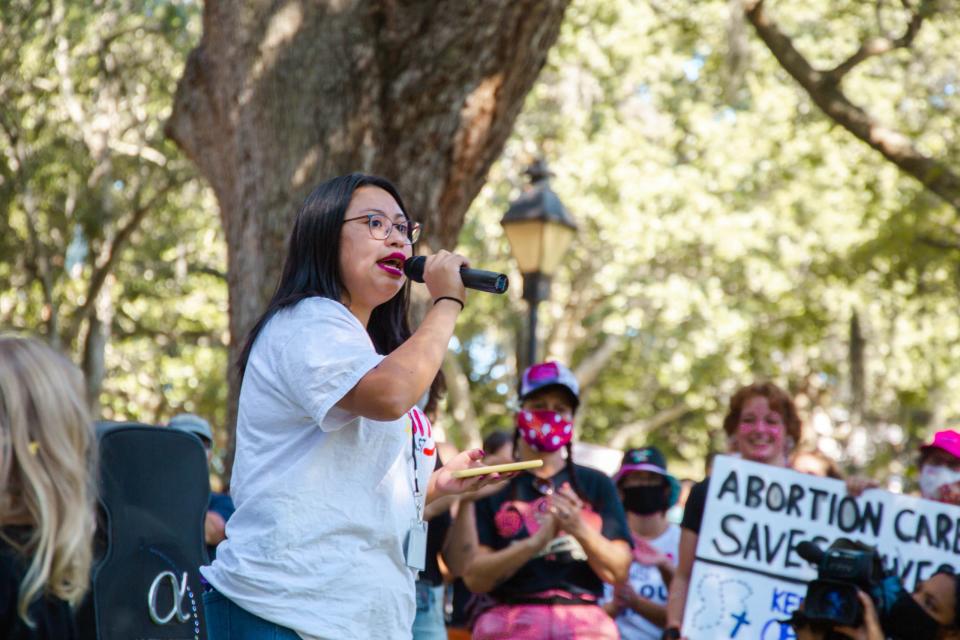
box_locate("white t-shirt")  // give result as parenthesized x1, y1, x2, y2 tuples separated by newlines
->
(603, 524, 681, 640)
(200, 297, 436, 640)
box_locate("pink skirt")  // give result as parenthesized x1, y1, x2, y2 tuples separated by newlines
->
(472, 602, 619, 640)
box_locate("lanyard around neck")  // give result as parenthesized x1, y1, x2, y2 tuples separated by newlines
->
(411, 421, 422, 523)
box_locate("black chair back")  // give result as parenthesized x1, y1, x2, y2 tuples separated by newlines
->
(76, 423, 209, 640)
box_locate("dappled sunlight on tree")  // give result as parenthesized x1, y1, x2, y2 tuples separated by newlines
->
(446, 0, 960, 485)
(3, 0, 959, 490)
(0, 0, 230, 469)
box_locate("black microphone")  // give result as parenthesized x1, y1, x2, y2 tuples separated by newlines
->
(403, 256, 509, 294)
(796, 540, 825, 566)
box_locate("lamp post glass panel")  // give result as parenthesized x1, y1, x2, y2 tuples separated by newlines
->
(500, 160, 577, 371)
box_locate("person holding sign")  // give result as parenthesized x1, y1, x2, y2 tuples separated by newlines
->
(201, 174, 503, 640)
(464, 361, 633, 639)
(602, 447, 681, 639)
(663, 381, 801, 640)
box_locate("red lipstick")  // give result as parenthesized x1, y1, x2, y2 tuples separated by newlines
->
(376, 252, 407, 277)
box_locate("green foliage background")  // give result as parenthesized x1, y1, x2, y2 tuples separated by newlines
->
(442, 0, 960, 486)
(3, 0, 959, 487)
(0, 0, 230, 475)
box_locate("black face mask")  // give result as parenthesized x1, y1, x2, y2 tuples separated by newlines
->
(882, 589, 940, 640)
(622, 484, 669, 515)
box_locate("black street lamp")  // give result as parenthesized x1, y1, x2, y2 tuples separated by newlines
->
(500, 159, 578, 371)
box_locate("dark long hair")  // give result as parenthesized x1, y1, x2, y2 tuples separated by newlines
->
(238, 173, 413, 377)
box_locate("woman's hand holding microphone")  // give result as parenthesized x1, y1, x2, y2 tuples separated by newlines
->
(422, 250, 468, 312)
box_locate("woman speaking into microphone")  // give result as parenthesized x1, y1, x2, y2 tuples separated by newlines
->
(201, 174, 499, 640)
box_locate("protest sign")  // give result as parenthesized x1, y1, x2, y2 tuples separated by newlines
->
(681, 455, 960, 639)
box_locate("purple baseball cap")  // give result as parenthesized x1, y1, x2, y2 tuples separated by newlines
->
(920, 430, 960, 460)
(519, 361, 580, 408)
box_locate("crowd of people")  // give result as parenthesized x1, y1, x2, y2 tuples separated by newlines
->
(3, 173, 960, 639)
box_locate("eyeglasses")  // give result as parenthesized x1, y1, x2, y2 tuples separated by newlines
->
(343, 213, 421, 245)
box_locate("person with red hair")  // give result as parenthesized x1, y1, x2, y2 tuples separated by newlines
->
(662, 382, 801, 639)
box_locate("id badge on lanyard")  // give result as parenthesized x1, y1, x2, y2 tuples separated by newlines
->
(404, 426, 429, 572)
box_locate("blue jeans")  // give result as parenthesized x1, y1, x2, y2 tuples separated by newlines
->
(203, 589, 301, 640)
(411, 581, 447, 640)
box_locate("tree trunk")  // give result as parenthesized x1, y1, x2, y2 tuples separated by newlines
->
(81, 314, 107, 414)
(849, 309, 865, 424)
(167, 0, 570, 480)
(441, 352, 482, 450)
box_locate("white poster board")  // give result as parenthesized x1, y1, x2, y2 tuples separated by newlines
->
(681, 455, 960, 640)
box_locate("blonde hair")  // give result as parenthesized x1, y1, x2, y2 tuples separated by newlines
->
(0, 335, 97, 625)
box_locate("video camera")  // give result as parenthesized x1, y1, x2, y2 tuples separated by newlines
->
(796, 538, 888, 627)
(795, 537, 955, 640)
(795, 538, 909, 637)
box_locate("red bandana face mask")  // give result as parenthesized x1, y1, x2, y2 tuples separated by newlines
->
(516, 410, 574, 453)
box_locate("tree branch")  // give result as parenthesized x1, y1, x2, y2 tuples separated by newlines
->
(64, 181, 178, 346)
(824, 38, 895, 84)
(823, 0, 929, 85)
(107, 139, 168, 166)
(743, 0, 960, 213)
(96, 24, 168, 55)
(113, 306, 227, 343)
(21, 185, 59, 346)
(192, 265, 228, 281)
(574, 333, 626, 390)
(0, 111, 19, 151)
(918, 234, 960, 252)
(608, 403, 692, 450)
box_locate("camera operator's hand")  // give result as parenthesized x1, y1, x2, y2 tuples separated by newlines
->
(790, 601, 825, 640)
(835, 591, 884, 640)
(795, 628, 825, 640)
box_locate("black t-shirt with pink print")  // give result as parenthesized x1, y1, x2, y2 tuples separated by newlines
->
(474, 463, 631, 603)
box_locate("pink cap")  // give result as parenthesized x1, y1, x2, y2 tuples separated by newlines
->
(920, 430, 960, 460)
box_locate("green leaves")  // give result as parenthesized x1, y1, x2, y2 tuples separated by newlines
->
(446, 0, 960, 482)
(5, 0, 959, 486)
(0, 0, 229, 457)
